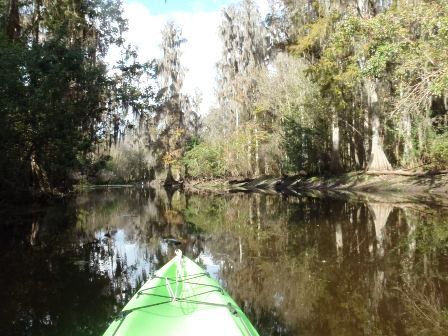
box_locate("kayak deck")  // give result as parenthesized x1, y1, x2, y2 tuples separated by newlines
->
(103, 254, 259, 336)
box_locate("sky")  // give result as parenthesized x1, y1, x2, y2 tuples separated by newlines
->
(129, 0, 238, 15)
(111, 0, 270, 115)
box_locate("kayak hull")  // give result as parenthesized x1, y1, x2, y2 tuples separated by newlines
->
(103, 255, 259, 336)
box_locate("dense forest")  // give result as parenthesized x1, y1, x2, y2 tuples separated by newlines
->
(0, 0, 130, 201)
(186, 0, 448, 178)
(1, 0, 448, 202)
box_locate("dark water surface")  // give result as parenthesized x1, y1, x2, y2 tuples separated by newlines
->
(1, 188, 448, 336)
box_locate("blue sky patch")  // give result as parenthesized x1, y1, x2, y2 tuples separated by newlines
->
(126, 0, 235, 15)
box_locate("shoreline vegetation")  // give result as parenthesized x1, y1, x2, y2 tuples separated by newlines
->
(5, 167, 448, 207)
(184, 170, 448, 196)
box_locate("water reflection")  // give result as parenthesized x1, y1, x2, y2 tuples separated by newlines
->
(0, 188, 447, 335)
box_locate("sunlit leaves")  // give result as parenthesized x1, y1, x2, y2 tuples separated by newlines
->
(182, 142, 225, 178)
(283, 0, 448, 169)
(429, 132, 448, 169)
(363, 42, 399, 78)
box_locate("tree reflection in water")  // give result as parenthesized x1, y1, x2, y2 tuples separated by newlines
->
(0, 188, 447, 335)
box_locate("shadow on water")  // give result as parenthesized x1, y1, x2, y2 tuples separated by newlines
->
(1, 187, 448, 335)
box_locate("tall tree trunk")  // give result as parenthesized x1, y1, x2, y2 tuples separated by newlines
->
(30, 152, 50, 194)
(254, 114, 260, 176)
(330, 109, 341, 173)
(33, 0, 41, 44)
(357, 0, 374, 18)
(6, 0, 21, 40)
(234, 107, 239, 129)
(352, 114, 360, 168)
(400, 82, 414, 166)
(30, 219, 40, 246)
(363, 102, 370, 169)
(366, 79, 392, 171)
(247, 130, 252, 177)
(402, 110, 413, 165)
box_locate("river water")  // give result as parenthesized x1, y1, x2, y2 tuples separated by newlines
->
(1, 187, 447, 336)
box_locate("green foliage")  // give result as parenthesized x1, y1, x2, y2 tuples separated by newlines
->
(363, 42, 400, 78)
(0, 37, 107, 195)
(185, 135, 201, 151)
(101, 145, 153, 183)
(182, 142, 225, 178)
(282, 1, 448, 172)
(282, 117, 328, 174)
(429, 132, 448, 169)
(290, 14, 335, 56)
(0, 0, 130, 200)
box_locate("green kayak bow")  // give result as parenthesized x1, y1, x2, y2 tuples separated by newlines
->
(103, 250, 259, 336)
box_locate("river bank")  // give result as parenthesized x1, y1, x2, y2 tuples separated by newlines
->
(185, 170, 448, 196)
